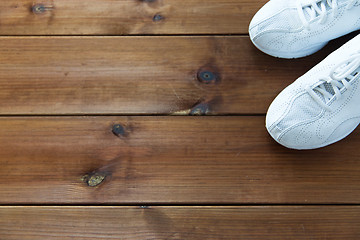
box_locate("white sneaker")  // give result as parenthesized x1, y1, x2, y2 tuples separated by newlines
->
(249, 0, 360, 58)
(266, 34, 360, 149)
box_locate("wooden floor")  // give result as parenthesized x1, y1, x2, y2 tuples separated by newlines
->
(1, 0, 360, 239)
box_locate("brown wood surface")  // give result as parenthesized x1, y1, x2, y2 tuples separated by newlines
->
(0, 36, 344, 115)
(0, 206, 359, 239)
(0, 116, 360, 204)
(0, 0, 267, 35)
(2, 0, 359, 238)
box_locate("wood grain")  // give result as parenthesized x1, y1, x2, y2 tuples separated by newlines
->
(0, 206, 359, 239)
(1, 116, 360, 204)
(0, 36, 343, 115)
(0, 0, 266, 35)
(1, 0, 358, 238)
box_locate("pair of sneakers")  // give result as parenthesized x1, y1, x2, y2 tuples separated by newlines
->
(249, 0, 360, 150)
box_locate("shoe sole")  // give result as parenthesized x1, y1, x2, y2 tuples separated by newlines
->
(250, 37, 329, 59)
(267, 122, 360, 150)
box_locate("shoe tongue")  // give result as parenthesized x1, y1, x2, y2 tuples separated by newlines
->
(302, 8, 312, 21)
(314, 65, 359, 101)
(323, 82, 336, 95)
(313, 82, 334, 102)
(300, 0, 330, 21)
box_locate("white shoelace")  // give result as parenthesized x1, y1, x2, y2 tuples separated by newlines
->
(297, 0, 359, 29)
(306, 52, 360, 111)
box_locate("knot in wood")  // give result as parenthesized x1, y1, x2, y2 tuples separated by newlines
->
(153, 14, 164, 22)
(197, 70, 218, 84)
(112, 124, 126, 137)
(190, 102, 210, 116)
(82, 172, 106, 187)
(32, 4, 46, 14)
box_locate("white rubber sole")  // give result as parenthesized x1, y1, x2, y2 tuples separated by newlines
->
(267, 122, 360, 150)
(250, 37, 329, 59)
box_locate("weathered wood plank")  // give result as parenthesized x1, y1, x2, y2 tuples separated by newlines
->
(0, 0, 266, 35)
(0, 206, 359, 239)
(0, 116, 360, 204)
(0, 36, 342, 115)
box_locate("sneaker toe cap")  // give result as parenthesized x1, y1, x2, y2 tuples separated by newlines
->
(249, 0, 303, 53)
(266, 91, 323, 149)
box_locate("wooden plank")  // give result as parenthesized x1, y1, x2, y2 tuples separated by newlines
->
(0, 0, 266, 35)
(0, 36, 342, 115)
(0, 206, 359, 239)
(1, 116, 360, 204)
